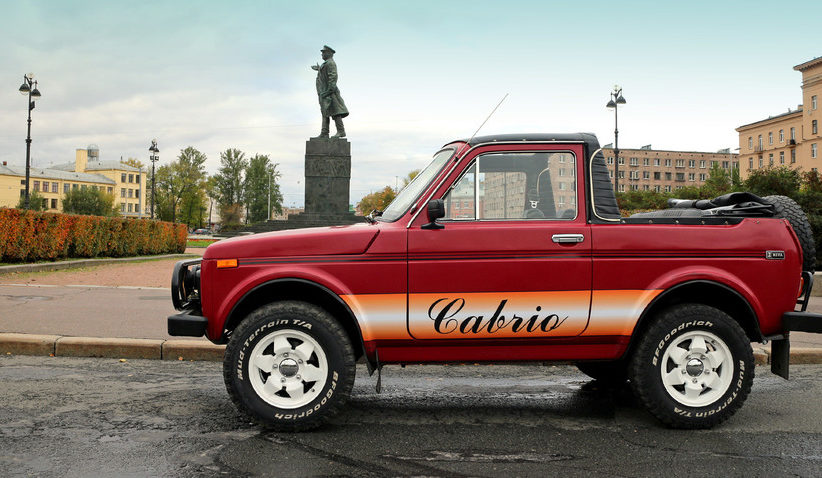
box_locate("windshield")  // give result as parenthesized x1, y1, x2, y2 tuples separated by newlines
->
(379, 148, 455, 222)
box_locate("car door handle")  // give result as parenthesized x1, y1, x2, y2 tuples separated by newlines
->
(551, 234, 585, 243)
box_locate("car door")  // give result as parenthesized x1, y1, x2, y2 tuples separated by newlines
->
(407, 145, 592, 351)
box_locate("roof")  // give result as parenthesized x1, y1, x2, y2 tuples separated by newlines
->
(601, 146, 738, 156)
(51, 160, 142, 172)
(735, 108, 803, 131)
(464, 132, 599, 146)
(794, 56, 822, 72)
(0, 164, 115, 184)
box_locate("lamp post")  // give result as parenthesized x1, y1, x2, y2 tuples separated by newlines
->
(148, 139, 159, 219)
(18, 73, 42, 209)
(606, 85, 626, 193)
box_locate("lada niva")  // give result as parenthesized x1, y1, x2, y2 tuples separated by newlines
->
(169, 133, 821, 430)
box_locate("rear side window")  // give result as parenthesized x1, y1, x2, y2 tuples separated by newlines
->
(443, 151, 576, 220)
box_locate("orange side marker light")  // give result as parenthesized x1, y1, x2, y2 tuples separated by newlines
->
(216, 259, 238, 269)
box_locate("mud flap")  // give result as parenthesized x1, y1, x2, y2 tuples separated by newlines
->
(771, 337, 790, 380)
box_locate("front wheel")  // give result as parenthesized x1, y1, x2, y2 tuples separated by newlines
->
(629, 304, 754, 429)
(223, 301, 356, 431)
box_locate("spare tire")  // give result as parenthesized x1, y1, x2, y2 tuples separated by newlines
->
(763, 195, 816, 272)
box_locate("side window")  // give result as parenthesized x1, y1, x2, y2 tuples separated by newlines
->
(442, 151, 576, 221)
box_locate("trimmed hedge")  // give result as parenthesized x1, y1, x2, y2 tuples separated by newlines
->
(0, 208, 187, 263)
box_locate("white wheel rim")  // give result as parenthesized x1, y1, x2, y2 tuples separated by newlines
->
(659, 330, 734, 408)
(248, 329, 328, 409)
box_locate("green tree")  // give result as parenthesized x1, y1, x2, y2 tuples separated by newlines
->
(244, 154, 283, 223)
(62, 187, 118, 216)
(214, 149, 248, 222)
(121, 157, 145, 170)
(743, 166, 801, 197)
(16, 190, 46, 211)
(152, 147, 207, 224)
(702, 163, 733, 197)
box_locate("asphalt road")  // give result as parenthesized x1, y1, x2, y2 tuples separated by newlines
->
(1, 356, 820, 477)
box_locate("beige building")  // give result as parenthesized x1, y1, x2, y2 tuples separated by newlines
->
(602, 146, 739, 193)
(0, 145, 146, 216)
(737, 56, 822, 176)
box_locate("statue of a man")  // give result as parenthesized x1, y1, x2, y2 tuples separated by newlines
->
(311, 45, 349, 139)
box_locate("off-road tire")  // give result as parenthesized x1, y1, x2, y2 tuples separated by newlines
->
(223, 301, 356, 431)
(575, 360, 628, 384)
(764, 195, 816, 272)
(629, 304, 754, 429)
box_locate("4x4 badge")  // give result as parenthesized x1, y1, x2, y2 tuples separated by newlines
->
(765, 250, 786, 260)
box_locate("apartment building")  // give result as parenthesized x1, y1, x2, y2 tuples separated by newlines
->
(0, 144, 146, 216)
(601, 146, 739, 193)
(737, 56, 822, 177)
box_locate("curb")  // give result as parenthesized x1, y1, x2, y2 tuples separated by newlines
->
(0, 333, 225, 362)
(0, 253, 197, 276)
(1, 332, 821, 364)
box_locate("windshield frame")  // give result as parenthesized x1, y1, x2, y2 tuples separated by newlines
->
(377, 147, 456, 222)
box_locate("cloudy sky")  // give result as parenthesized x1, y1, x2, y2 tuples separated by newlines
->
(0, 0, 818, 207)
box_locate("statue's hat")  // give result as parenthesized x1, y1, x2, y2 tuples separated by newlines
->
(321, 45, 336, 54)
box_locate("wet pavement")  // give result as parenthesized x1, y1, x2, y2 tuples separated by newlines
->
(0, 356, 820, 477)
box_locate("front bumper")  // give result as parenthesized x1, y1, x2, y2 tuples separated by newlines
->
(771, 271, 821, 379)
(168, 308, 208, 337)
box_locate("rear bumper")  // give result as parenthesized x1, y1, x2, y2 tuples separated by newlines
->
(168, 308, 208, 337)
(782, 312, 822, 333)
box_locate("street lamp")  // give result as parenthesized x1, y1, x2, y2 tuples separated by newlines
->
(606, 85, 626, 193)
(19, 73, 42, 209)
(149, 139, 159, 219)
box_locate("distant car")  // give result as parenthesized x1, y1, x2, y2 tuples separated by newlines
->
(193, 229, 212, 235)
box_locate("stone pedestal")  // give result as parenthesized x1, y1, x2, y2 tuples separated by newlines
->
(304, 138, 351, 215)
(227, 138, 361, 234)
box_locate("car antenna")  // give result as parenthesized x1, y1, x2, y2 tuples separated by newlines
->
(466, 93, 509, 146)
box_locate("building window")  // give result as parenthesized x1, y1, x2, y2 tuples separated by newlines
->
(654, 185, 661, 192)
(758, 135, 763, 149)
(643, 158, 649, 166)
(791, 149, 796, 163)
(135, 204, 140, 213)
(135, 189, 140, 198)
(128, 203, 133, 212)
(121, 173, 126, 182)
(128, 174, 134, 183)
(81, 184, 87, 190)
(780, 151, 785, 164)
(688, 173, 695, 181)
(135, 174, 140, 183)
(813, 144, 818, 159)
(643, 185, 649, 191)
(618, 157, 624, 165)
(665, 185, 671, 193)
(749, 158, 754, 169)
(813, 120, 818, 135)
(51, 182, 57, 193)
(33, 180, 39, 192)
(768, 132, 773, 145)
(618, 171, 625, 179)
(791, 128, 796, 140)
(665, 159, 672, 167)
(676, 159, 684, 167)
(654, 158, 660, 166)
(722, 161, 729, 169)
(609, 171, 613, 178)
(813, 95, 818, 110)
(50, 199, 57, 209)
(618, 184, 625, 192)
(63, 184, 69, 193)
(643, 171, 650, 179)
(120, 189, 125, 198)
(128, 189, 133, 198)
(700, 160, 706, 168)
(700, 173, 707, 181)
(759, 156, 763, 168)
(72, 184, 78, 190)
(630, 157, 638, 166)
(120, 203, 125, 212)
(108, 187, 113, 194)
(779, 129, 784, 142)
(769, 154, 774, 166)
(653, 172, 661, 180)
(676, 173, 685, 181)
(607, 156, 614, 165)
(665, 172, 672, 180)
(748, 137, 753, 149)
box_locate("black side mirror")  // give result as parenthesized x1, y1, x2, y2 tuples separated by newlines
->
(421, 199, 445, 230)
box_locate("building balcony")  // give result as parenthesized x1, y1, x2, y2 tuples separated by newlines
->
(755, 145, 764, 152)
(789, 139, 797, 147)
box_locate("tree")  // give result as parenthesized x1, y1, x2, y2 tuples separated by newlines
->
(213, 148, 248, 223)
(743, 166, 801, 197)
(401, 169, 421, 189)
(242, 154, 283, 224)
(356, 186, 396, 215)
(16, 190, 46, 211)
(62, 187, 118, 216)
(152, 147, 207, 224)
(121, 157, 145, 170)
(702, 163, 733, 198)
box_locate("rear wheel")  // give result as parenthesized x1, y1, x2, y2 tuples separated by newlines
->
(764, 194, 816, 272)
(223, 301, 355, 431)
(629, 304, 754, 429)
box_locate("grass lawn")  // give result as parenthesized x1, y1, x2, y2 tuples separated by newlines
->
(187, 238, 219, 248)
